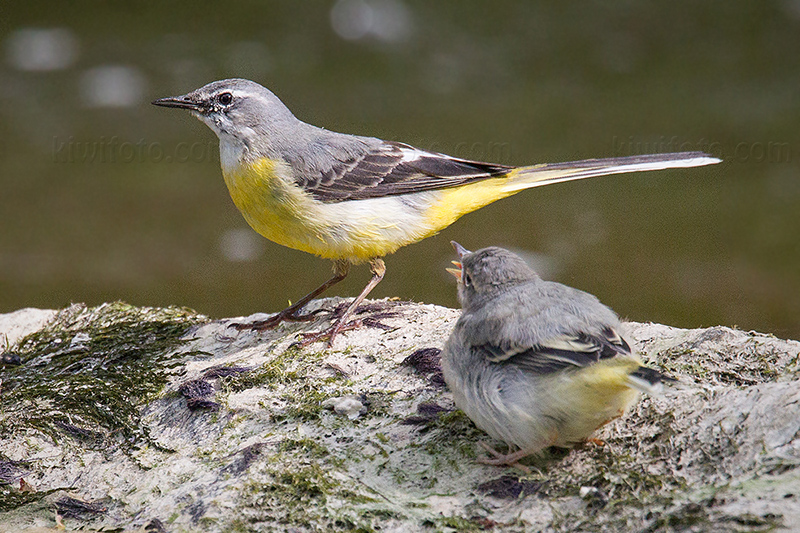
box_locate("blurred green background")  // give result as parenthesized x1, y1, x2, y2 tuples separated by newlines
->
(1, 2, 799, 338)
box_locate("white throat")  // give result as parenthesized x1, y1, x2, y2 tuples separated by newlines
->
(194, 112, 247, 175)
(218, 134, 247, 175)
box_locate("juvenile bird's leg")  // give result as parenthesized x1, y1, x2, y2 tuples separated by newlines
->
(295, 257, 386, 348)
(478, 442, 533, 474)
(232, 260, 350, 331)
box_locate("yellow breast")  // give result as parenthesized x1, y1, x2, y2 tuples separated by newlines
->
(222, 158, 325, 255)
(222, 158, 423, 262)
(221, 157, 519, 263)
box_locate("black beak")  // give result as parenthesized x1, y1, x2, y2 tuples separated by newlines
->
(152, 94, 203, 111)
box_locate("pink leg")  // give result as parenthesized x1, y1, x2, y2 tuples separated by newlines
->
(295, 258, 386, 348)
(477, 442, 535, 474)
(477, 430, 559, 473)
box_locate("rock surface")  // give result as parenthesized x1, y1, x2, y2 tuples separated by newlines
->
(1, 299, 799, 532)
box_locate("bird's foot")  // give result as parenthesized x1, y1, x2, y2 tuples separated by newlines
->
(477, 442, 534, 475)
(582, 437, 606, 448)
(331, 300, 401, 330)
(291, 319, 358, 349)
(292, 300, 403, 348)
(229, 307, 325, 331)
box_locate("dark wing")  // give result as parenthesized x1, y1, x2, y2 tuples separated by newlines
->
(479, 327, 631, 375)
(297, 141, 512, 203)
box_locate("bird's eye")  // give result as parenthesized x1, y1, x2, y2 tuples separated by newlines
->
(217, 92, 233, 106)
(463, 273, 472, 287)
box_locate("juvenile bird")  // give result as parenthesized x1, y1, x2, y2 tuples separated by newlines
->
(153, 79, 720, 346)
(442, 243, 671, 468)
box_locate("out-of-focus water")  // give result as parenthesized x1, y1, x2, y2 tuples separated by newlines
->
(1, 2, 799, 338)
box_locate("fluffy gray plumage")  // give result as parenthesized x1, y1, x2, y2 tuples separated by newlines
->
(454, 247, 622, 351)
(442, 245, 668, 456)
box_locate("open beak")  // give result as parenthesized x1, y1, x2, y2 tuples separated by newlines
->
(445, 264, 462, 281)
(446, 241, 471, 281)
(152, 93, 203, 111)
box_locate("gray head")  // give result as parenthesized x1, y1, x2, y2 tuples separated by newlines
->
(449, 242, 539, 308)
(153, 78, 373, 176)
(153, 78, 298, 136)
(152, 79, 305, 168)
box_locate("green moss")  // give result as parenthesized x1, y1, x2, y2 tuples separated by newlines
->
(359, 508, 402, 520)
(0, 302, 203, 451)
(360, 390, 393, 418)
(741, 341, 781, 382)
(219, 342, 389, 428)
(657, 347, 709, 379)
(278, 437, 330, 459)
(275, 436, 349, 471)
(281, 384, 331, 421)
(237, 463, 378, 531)
(218, 345, 350, 423)
(433, 515, 485, 532)
(0, 485, 62, 513)
(269, 465, 336, 498)
(549, 445, 678, 502)
(421, 410, 483, 458)
(533, 442, 695, 532)
(219, 346, 326, 392)
(229, 429, 409, 532)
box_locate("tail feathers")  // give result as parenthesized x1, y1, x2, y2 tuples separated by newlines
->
(504, 151, 721, 193)
(626, 366, 677, 395)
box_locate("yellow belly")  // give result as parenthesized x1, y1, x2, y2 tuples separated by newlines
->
(222, 158, 516, 263)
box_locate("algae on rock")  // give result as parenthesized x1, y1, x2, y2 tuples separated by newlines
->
(1, 302, 204, 449)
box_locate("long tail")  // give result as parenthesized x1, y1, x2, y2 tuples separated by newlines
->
(503, 151, 721, 193)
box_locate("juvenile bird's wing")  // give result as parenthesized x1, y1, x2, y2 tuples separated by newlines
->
(479, 327, 632, 375)
(295, 141, 512, 202)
